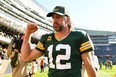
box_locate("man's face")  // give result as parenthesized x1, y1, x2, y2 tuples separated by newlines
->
(52, 14, 68, 32)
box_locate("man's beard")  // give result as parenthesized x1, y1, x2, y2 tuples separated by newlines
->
(53, 23, 64, 32)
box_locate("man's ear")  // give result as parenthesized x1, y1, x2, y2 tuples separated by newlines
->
(67, 17, 71, 24)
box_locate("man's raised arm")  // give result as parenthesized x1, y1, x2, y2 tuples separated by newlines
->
(21, 23, 44, 61)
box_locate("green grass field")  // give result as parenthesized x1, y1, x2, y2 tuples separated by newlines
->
(2, 65, 116, 77)
(97, 65, 116, 77)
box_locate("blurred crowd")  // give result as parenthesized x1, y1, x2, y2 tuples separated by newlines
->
(0, 16, 43, 39)
(0, 16, 25, 33)
(0, 45, 8, 60)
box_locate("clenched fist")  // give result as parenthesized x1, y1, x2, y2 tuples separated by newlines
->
(26, 23, 39, 34)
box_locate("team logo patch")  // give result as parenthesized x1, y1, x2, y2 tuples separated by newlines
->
(36, 41, 45, 50)
(47, 36, 52, 41)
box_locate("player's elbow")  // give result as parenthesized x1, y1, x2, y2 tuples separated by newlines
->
(20, 56, 27, 61)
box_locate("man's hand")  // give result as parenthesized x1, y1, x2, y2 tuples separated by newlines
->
(26, 23, 39, 35)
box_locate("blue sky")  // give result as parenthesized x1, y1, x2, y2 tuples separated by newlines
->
(36, 0, 116, 32)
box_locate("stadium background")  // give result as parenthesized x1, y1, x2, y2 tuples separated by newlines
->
(0, 0, 116, 76)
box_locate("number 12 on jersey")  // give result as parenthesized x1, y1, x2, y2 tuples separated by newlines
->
(48, 44, 71, 69)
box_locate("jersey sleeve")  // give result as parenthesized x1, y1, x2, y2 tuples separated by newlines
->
(35, 34, 47, 53)
(80, 31, 94, 54)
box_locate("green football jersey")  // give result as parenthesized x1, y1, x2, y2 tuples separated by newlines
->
(36, 30, 94, 77)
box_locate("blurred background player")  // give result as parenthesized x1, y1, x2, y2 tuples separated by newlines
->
(40, 58, 44, 73)
(91, 51, 99, 71)
(7, 34, 28, 77)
